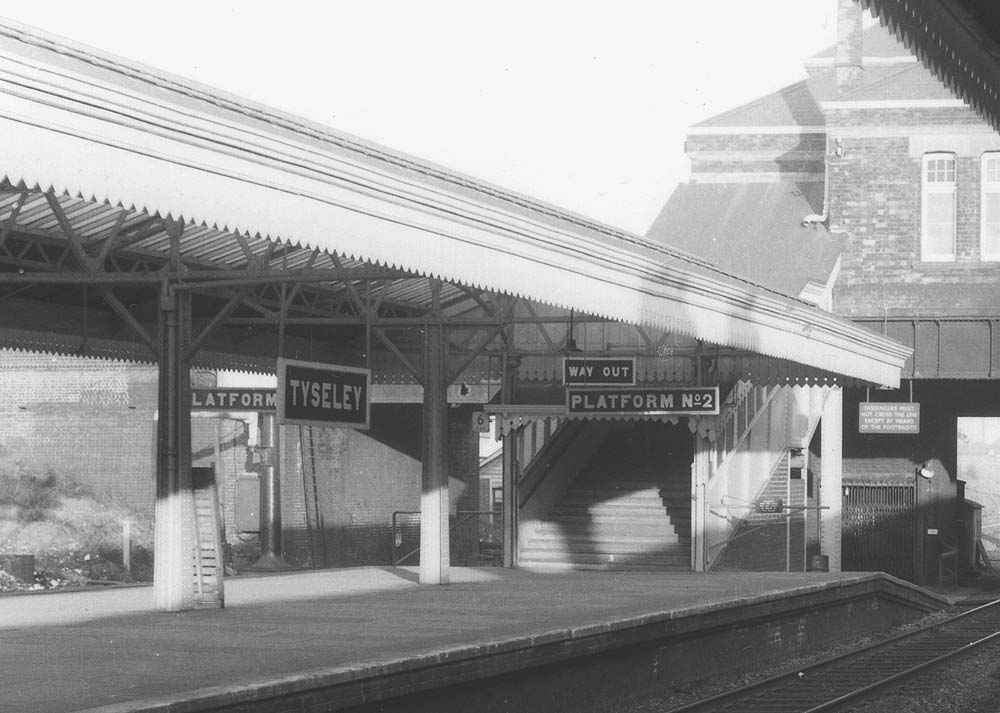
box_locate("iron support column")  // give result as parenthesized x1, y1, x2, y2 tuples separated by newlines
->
(251, 412, 291, 570)
(153, 286, 197, 610)
(419, 280, 449, 584)
(820, 386, 844, 572)
(501, 354, 520, 568)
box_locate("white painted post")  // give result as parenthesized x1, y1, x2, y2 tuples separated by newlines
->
(123, 518, 132, 575)
(419, 280, 449, 585)
(820, 386, 844, 572)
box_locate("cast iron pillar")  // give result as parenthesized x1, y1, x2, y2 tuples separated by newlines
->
(820, 386, 844, 572)
(250, 412, 292, 570)
(419, 279, 450, 584)
(153, 285, 197, 611)
(501, 354, 520, 568)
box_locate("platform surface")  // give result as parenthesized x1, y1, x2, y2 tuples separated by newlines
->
(0, 567, 936, 713)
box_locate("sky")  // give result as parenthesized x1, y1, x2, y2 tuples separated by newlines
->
(1, 1, 854, 234)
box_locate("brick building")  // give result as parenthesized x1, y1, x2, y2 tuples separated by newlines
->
(647, 1, 998, 582)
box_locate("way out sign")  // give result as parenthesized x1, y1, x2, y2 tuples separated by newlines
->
(277, 358, 370, 429)
(563, 357, 636, 386)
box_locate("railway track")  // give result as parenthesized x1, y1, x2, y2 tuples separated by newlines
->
(665, 598, 1000, 713)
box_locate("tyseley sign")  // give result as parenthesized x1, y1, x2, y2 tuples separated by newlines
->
(858, 402, 920, 434)
(563, 357, 636, 386)
(191, 388, 276, 411)
(277, 358, 370, 429)
(566, 386, 719, 416)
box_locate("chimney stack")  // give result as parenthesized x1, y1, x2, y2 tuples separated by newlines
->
(836, 0, 863, 91)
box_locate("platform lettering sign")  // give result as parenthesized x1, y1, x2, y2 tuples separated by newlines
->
(566, 386, 719, 416)
(191, 388, 276, 411)
(277, 358, 370, 429)
(858, 402, 920, 434)
(563, 357, 636, 386)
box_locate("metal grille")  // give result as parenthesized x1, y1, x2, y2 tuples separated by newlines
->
(842, 480, 916, 580)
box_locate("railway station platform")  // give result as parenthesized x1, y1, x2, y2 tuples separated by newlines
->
(2, 567, 949, 713)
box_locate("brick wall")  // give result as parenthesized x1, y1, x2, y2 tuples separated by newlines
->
(687, 133, 825, 178)
(828, 114, 1000, 316)
(0, 351, 160, 516)
(279, 403, 482, 568)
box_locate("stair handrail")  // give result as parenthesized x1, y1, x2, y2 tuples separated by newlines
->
(704, 386, 833, 570)
(701, 385, 785, 571)
(391, 509, 495, 566)
(517, 419, 588, 508)
(713, 382, 780, 475)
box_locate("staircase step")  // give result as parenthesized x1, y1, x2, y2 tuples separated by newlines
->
(520, 538, 685, 554)
(538, 514, 687, 528)
(569, 483, 690, 497)
(556, 494, 669, 506)
(518, 424, 696, 572)
(546, 513, 687, 528)
(519, 550, 690, 567)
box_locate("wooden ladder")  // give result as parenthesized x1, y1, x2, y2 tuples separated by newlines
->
(191, 467, 225, 608)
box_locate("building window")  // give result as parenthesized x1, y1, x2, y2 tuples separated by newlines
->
(982, 152, 1000, 260)
(921, 153, 956, 262)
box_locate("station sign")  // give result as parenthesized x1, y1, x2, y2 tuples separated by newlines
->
(277, 358, 370, 429)
(563, 357, 636, 386)
(191, 388, 276, 411)
(858, 402, 920, 434)
(566, 386, 719, 416)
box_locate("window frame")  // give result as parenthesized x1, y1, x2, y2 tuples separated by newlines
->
(920, 152, 957, 262)
(981, 151, 1000, 261)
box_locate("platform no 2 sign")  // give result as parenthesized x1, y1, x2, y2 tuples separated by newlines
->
(277, 358, 371, 429)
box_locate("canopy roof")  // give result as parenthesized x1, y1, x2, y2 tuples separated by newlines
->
(646, 182, 844, 301)
(0, 19, 910, 387)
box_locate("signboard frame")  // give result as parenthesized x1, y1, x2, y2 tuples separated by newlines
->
(566, 386, 719, 416)
(858, 401, 920, 434)
(562, 356, 637, 386)
(277, 357, 371, 429)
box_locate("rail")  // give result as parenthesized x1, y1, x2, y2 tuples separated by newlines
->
(665, 598, 1000, 713)
(391, 510, 499, 566)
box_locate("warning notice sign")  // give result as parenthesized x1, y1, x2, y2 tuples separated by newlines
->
(858, 402, 920, 434)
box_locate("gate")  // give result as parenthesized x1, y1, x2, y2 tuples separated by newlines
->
(842, 480, 916, 581)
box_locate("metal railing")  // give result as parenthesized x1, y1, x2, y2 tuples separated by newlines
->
(938, 540, 959, 589)
(391, 510, 501, 566)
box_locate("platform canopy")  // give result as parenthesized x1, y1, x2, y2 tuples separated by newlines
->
(0, 20, 910, 388)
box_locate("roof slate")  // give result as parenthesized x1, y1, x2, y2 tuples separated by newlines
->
(645, 181, 844, 299)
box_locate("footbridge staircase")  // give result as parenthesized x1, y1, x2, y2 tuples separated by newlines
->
(516, 422, 693, 571)
(512, 381, 832, 573)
